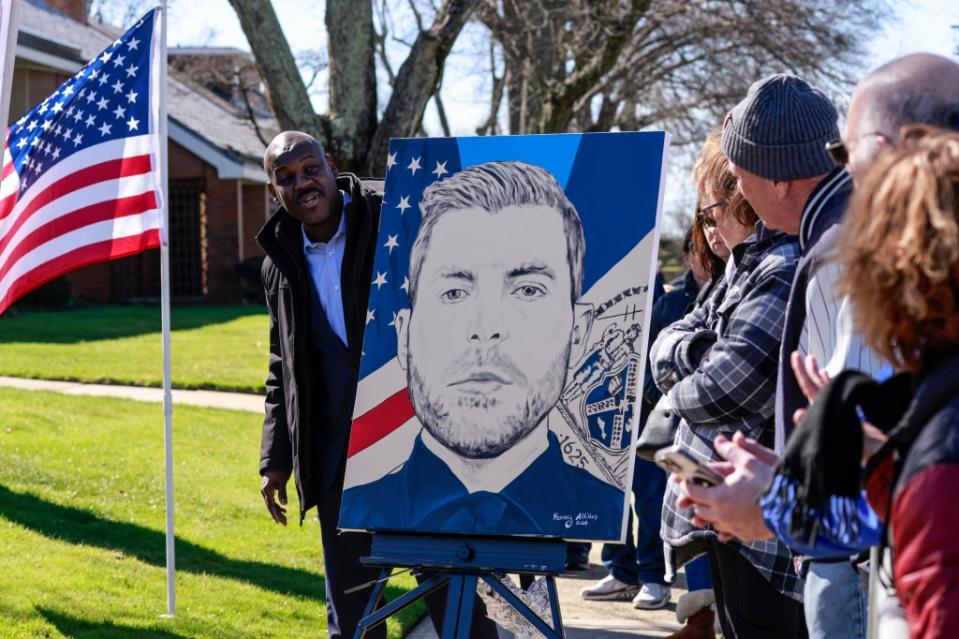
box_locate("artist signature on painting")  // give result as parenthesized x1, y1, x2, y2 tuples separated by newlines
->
(553, 512, 599, 528)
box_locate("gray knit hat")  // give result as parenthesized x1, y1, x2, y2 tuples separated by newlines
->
(721, 73, 839, 181)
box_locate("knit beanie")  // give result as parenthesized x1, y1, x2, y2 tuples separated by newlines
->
(721, 74, 840, 181)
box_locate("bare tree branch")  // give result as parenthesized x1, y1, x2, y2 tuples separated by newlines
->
(407, 0, 426, 32)
(366, 0, 479, 171)
(373, 0, 397, 85)
(226, 0, 321, 140)
(432, 70, 452, 136)
(476, 41, 505, 135)
(540, 1, 651, 132)
(433, 92, 452, 136)
(296, 49, 328, 93)
(237, 71, 271, 147)
(479, 0, 890, 144)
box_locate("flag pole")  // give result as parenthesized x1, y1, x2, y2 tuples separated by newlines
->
(0, 0, 22, 146)
(157, 0, 175, 617)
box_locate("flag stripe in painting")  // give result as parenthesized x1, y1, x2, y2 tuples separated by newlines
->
(347, 387, 416, 457)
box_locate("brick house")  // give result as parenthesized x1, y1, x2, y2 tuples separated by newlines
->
(12, 0, 276, 305)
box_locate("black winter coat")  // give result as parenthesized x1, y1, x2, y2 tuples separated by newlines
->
(256, 173, 382, 522)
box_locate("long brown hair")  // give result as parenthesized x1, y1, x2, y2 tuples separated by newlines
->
(690, 129, 756, 278)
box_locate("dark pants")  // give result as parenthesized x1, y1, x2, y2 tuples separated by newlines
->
(706, 539, 807, 639)
(601, 458, 668, 585)
(317, 478, 386, 639)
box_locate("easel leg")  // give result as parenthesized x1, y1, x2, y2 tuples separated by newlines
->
(353, 572, 451, 639)
(454, 574, 478, 639)
(440, 574, 464, 638)
(353, 567, 391, 639)
(546, 575, 566, 638)
(362, 569, 391, 623)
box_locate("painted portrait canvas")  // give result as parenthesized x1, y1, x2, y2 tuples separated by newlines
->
(339, 132, 669, 542)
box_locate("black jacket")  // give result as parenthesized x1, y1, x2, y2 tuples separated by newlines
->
(256, 173, 382, 522)
(640, 271, 699, 418)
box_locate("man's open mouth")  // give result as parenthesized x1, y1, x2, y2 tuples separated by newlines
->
(298, 190, 323, 206)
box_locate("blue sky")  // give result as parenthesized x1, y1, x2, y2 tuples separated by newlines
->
(164, 0, 958, 133)
(162, 0, 958, 230)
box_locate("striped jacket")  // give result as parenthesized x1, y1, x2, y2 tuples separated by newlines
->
(650, 222, 804, 600)
(774, 167, 872, 451)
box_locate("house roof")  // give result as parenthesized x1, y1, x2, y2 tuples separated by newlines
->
(16, 0, 274, 182)
(169, 46, 253, 59)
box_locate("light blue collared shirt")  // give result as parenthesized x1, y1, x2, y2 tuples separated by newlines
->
(302, 192, 351, 346)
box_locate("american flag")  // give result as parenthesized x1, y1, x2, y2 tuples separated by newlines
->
(0, 9, 163, 314)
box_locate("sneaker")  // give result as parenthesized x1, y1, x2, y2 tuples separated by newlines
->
(580, 574, 639, 601)
(632, 583, 670, 610)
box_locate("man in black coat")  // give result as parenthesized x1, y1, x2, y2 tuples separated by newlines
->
(257, 131, 384, 639)
(256, 131, 498, 638)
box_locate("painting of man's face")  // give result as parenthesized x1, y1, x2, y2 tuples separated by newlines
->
(397, 204, 588, 458)
(340, 134, 669, 542)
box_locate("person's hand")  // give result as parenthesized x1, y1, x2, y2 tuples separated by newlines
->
(790, 351, 830, 404)
(676, 431, 777, 542)
(261, 468, 292, 526)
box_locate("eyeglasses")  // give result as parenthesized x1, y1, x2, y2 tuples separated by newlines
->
(825, 131, 886, 165)
(696, 201, 723, 227)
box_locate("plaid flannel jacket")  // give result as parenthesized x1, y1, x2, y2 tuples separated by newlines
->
(650, 223, 804, 600)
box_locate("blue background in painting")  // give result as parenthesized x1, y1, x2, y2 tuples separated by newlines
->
(360, 131, 667, 379)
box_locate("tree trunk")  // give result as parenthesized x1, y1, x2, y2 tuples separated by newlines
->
(325, 0, 378, 171)
(227, 0, 322, 148)
(364, 0, 479, 174)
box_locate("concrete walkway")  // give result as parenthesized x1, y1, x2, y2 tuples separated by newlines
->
(0, 375, 264, 412)
(0, 376, 687, 637)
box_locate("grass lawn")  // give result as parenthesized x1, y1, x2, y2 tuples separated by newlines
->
(0, 388, 425, 638)
(0, 306, 268, 393)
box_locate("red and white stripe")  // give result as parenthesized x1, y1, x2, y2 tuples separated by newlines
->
(344, 358, 418, 488)
(0, 134, 163, 313)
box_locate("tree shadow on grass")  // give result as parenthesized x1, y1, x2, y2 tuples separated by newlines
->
(36, 607, 190, 639)
(1, 484, 416, 607)
(0, 305, 266, 344)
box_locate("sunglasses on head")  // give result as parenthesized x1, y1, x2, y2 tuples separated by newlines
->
(825, 131, 886, 165)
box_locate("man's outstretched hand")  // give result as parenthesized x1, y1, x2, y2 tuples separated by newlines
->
(261, 468, 292, 526)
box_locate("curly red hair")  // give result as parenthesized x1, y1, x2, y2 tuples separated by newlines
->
(839, 126, 959, 372)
